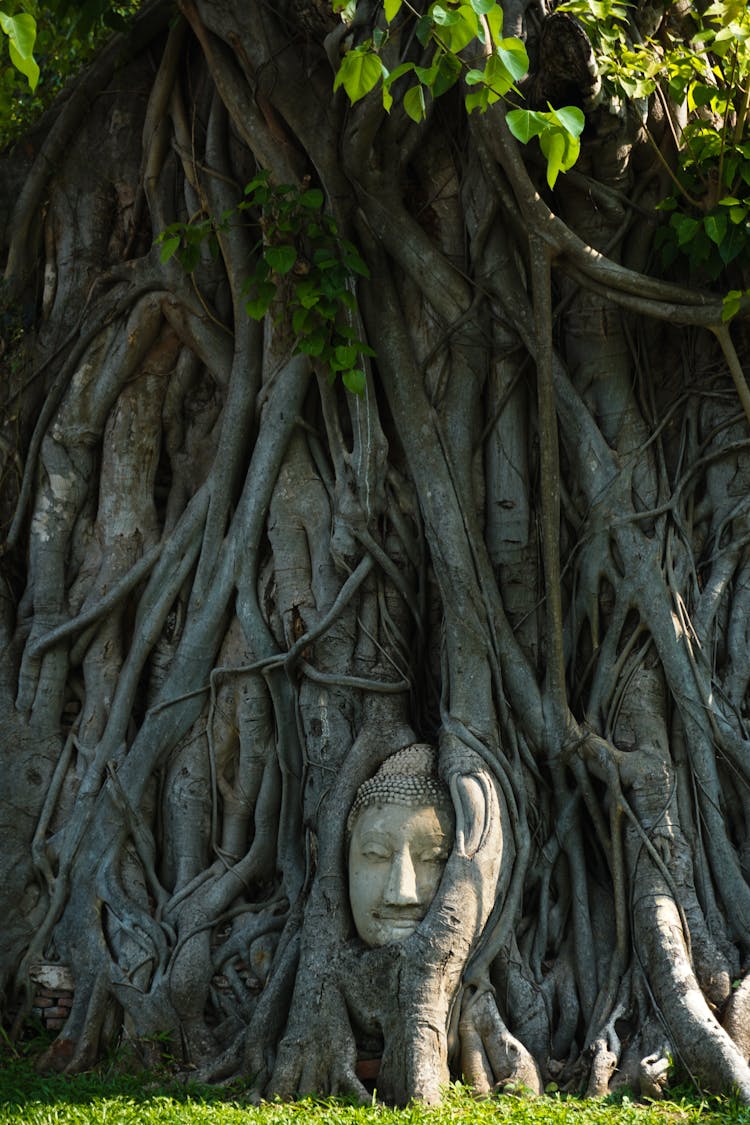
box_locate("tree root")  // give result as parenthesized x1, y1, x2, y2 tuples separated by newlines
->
(459, 991, 542, 1095)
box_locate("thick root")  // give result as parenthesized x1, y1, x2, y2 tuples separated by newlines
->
(638, 1053, 671, 1100)
(585, 1038, 618, 1097)
(723, 974, 750, 1061)
(459, 991, 542, 1095)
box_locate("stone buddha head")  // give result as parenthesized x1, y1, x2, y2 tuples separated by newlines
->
(347, 744, 454, 947)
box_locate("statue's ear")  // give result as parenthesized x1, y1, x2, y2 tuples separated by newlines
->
(448, 771, 495, 859)
(438, 730, 500, 859)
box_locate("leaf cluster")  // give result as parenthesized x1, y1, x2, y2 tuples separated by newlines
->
(557, 0, 750, 296)
(332, 1, 582, 189)
(0, 1, 140, 148)
(157, 172, 373, 396)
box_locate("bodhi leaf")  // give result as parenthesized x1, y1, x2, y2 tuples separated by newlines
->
(342, 368, 366, 395)
(539, 129, 567, 188)
(266, 244, 297, 274)
(722, 289, 747, 322)
(484, 4, 503, 45)
(547, 103, 585, 137)
(159, 235, 181, 264)
(334, 46, 385, 103)
(495, 37, 529, 82)
(506, 107, 548, 142)
(404, 83, 427, 122)
(0, 10, 39, 90)
(430, 2, 479, 52)
(507, 105, 584, 187)
(245, 281, 276, 320)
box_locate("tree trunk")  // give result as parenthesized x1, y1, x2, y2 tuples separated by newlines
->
(1, 0, 750, 1104)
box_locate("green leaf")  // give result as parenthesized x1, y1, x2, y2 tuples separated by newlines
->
(244, 171, 270, 195)
(383, 61, 416, 87)
(179, 241, 201, 272)
(299, 188, 324, 209)
(265, 244, 297, 274)
(722, 289, 745, 322)
(8, 39, 39, 90)
(495, 37, 529, 82)
(548, 103, 585, 137)
(344, 252, 371, 278)
(404, 84, 427, 123)
(485, 4, 503, 44)
(470, 0, 497, 11)
(0, 11, 38, 90)
(385, 0, 403, 19)
(292, 306, 310, 335)
(416, 14, 434, 44)
(506, 108, 547, 143)
(297, 280, 321, 309)
(439, 4, 480, 50)
(159, 236, 181, 264)
(484, 52, 515, 98)
(671, 213, 700, 247)
(298, 329, 327, 356)
(0, 11, 35, 58)
(342, 368, 366, 395)
(465, 86, 490, 113)
(245, 281, 276, 320)
(540, 129, 566, 189)
(717, 223, 747, 265)
(415, 62, 439, 85)
(432, 4, 461, 25)
(334, 344, 359, 368)
(334, 48, 385, 104)
(704, 212, 727, 246)
(432, 52, 462, 95)
(507, 106, 582, 184)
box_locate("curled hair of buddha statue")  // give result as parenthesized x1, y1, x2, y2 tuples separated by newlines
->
(347, 743, 453, 833)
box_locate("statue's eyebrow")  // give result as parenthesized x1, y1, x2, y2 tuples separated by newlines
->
(356, 831, 397, 848)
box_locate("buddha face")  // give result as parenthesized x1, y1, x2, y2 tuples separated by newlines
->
(348, 802, 454, 947)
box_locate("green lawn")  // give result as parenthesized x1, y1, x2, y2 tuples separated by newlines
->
(1, 1059, 750, 1125)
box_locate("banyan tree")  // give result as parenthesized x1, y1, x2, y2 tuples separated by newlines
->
(2, 0, 750, 1105)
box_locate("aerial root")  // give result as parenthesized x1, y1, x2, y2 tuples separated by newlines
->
(585, 1038, 618, 1097)
(459, 990, 543, 1095)
(637, 1053, 671, 1100)
(722, 972, 750, 1061)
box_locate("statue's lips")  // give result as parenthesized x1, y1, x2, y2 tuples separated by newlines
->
(372, 909, 425, 923)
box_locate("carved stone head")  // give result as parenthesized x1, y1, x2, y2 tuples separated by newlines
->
(347, 744, 454, 947)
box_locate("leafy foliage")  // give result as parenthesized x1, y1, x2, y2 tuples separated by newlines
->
(332, 1, 584, 190)
(0, 1, 140, 148)
(557, 0, 750, 286)
(0, 10, 38, 91)
(157, 172, 373, 395)
(506, 105, 585, 189)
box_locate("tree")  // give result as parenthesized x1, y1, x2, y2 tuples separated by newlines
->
(2, 0, 750, 1104)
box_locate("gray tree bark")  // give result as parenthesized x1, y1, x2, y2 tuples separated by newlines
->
(1, 0, 750, 1104)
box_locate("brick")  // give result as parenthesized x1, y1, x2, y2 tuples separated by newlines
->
(356, 1058, 381, 1080)
(44, 1006, 69, 1019)
(46, 1019, 66, 1030)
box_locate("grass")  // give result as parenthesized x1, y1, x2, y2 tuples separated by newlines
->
(2, 1056, 750, 1125)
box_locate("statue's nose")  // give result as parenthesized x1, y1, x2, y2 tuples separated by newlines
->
(383, 846, 419, 905)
